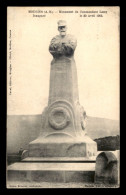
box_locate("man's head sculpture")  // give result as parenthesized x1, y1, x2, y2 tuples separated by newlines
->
(49, 20, 77, 58)
(57, 20, 67, 37)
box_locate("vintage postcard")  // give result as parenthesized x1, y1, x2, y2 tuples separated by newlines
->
(7, 6, 120, 188)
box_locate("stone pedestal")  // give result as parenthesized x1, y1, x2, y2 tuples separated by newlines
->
(28, 136, 97, 158)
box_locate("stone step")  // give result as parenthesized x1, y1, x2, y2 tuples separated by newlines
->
(7, 162, 96, 183)
(22, 157, 96, 162)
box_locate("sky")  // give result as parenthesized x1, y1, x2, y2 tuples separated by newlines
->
(7, 7, 120, 120)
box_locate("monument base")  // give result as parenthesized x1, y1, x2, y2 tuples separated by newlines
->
(28, 135, 97, 158)
(7, 136, 97, 184)
(7, 162, 95, 183)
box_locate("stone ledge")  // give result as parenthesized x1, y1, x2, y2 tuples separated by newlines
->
(22, 157, 96, 162)
(8, 162, 95, 171)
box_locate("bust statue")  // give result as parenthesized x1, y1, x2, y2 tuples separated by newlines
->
(49, 20, 77, 58)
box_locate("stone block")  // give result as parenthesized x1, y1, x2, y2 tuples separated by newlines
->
(95, 151, 118, 184)
(7, 162, 95, 183)
(28, 136, 97, 158)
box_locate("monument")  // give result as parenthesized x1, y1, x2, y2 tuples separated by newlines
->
(7, 21, 97, 184)
(28, 20, 97, 159)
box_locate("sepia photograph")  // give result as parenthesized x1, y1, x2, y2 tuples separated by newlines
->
(7, 6, 120, 188)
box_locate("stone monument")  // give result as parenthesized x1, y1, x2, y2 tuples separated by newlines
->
(28, 20, 97, 159)
(7, 21, 98, 184)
